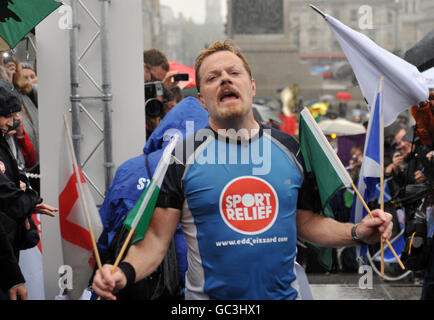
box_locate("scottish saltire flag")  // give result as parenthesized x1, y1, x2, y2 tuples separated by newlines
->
(376, 181, 391, 204)
(351, 79, 384, 257)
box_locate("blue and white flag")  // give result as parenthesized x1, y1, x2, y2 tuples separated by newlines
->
(351, 78, 384, 257)
(376, 181, 391, 204)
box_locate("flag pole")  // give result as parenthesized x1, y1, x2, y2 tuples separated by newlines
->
(379, 77, 385, 277)
(302, 107, 405, 270)
(309, 4, 326, 18)
(63, 115, 103, 272)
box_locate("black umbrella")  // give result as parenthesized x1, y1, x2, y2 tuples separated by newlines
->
(404, 29, 434, 72)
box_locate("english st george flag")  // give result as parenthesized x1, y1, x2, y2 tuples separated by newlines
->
(58, 126, 102, 300)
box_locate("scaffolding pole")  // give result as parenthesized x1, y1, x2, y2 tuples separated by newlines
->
(100, 0, 114, 190)
(68, 0, 114, 196)
(69, 0, 81, 165)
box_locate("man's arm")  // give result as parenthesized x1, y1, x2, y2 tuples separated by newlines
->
(92, 206, 181, 300)
(296, 208, 393, 248)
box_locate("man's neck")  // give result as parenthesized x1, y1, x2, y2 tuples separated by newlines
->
(209, 115, 260, 140)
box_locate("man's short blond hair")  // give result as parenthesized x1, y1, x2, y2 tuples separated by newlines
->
(194, 40, 252, 93)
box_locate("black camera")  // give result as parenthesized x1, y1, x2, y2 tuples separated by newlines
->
(173, 73, 189, 82)
(144, 81, 164, 118)
(7, 118, 20, 133)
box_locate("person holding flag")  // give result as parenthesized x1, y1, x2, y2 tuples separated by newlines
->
(93, 41, 393, 300)
(95, 96, 209, 300)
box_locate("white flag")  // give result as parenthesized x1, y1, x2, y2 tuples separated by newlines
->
(58, 127, 103, 300)
(321, 12, 428, 126)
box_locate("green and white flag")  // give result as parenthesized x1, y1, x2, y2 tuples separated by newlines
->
(299, 107, 353, 218)
(123, 134, 180, 244)
(299, 108, 354, 270)
(0, 0, 61, 50)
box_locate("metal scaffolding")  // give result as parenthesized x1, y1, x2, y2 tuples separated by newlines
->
(69, 0, 114, 199)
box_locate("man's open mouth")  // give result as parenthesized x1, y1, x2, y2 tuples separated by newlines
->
(219, 89, 240, 102)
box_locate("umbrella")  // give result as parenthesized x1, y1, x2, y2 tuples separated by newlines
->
(168, 60, 196, 89)
(252, 103, 281, 124)
(404, 30, 434, 72)
(308, 102, 328, 120)
(335, 91, 352, 100)
(0, 0, 61, 50)
(318, 118, 366, 136)
(319, 94, 334, 101)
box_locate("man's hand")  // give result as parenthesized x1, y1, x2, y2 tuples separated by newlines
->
(414, 170, 425, 184)
(356, 209, 393, 244)
(9, 283, 28, 300)
(33, 203, 58, 217)
(92, 264, 127, 300)
(162, 70, 180, 89)
(391, 152, 404, 171)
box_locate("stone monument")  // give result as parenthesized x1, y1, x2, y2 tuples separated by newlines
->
(226, 0, 323, 100)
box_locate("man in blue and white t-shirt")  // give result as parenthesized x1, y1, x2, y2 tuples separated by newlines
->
(93, 41, 393, 300)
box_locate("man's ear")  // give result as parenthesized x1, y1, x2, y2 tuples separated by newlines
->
(197, 93, 207, 110)
(251, 78, 256, 98)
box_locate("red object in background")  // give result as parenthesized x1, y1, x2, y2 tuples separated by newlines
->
(279, 114, 297, 136)
(322, 71, 331, 78)
(168, 61, 196, 88)
(335, 91, 352, 100)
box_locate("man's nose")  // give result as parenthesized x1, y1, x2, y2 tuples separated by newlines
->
(220, 71, 233, 85)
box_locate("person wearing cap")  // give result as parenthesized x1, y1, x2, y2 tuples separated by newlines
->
(0, 79, 57, 300)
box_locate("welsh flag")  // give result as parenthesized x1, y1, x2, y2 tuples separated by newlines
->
(299, 107, 353, 217)
(123, 135, 180, 244)
(58, 126, 103, 300)
(0, 0, 61, 50)
(299, 107, 353, 269)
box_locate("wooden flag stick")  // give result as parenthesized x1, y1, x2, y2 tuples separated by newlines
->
(63, 115, 103, 272)
(351, 182, 405, 270)
(112, 227, 136, 270)
(96, 227, 136, 300)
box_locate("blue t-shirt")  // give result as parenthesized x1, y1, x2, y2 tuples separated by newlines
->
(157, 124, 315, 300)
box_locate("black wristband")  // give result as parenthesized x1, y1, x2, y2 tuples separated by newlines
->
(351, 223, 367, 245)
(118, 261, 136, 288)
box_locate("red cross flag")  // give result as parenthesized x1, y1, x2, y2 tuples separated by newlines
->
(58, 118, 103, 300)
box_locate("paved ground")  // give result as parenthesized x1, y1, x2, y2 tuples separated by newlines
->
(306, 271, 423, 300)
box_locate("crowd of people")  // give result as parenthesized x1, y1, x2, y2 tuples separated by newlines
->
(0, 39, 432, 300)
(0, 52, 58, 300)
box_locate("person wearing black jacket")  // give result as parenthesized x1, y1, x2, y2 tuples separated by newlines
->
(0, 79, 57, 300)
(0, 222, 26, 300)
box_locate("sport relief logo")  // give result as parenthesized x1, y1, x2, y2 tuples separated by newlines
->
(219, 176, 278, 235)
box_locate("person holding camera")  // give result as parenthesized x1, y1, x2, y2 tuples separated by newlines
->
(143, 48, 181, 89)
(386, 127, 426, 186)
(0, 53, 40, 193)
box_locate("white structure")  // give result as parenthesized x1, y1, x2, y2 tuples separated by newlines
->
(36, 0, 145, 299)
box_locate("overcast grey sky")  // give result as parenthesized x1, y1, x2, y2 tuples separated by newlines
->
(160, 0, 227, 24)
